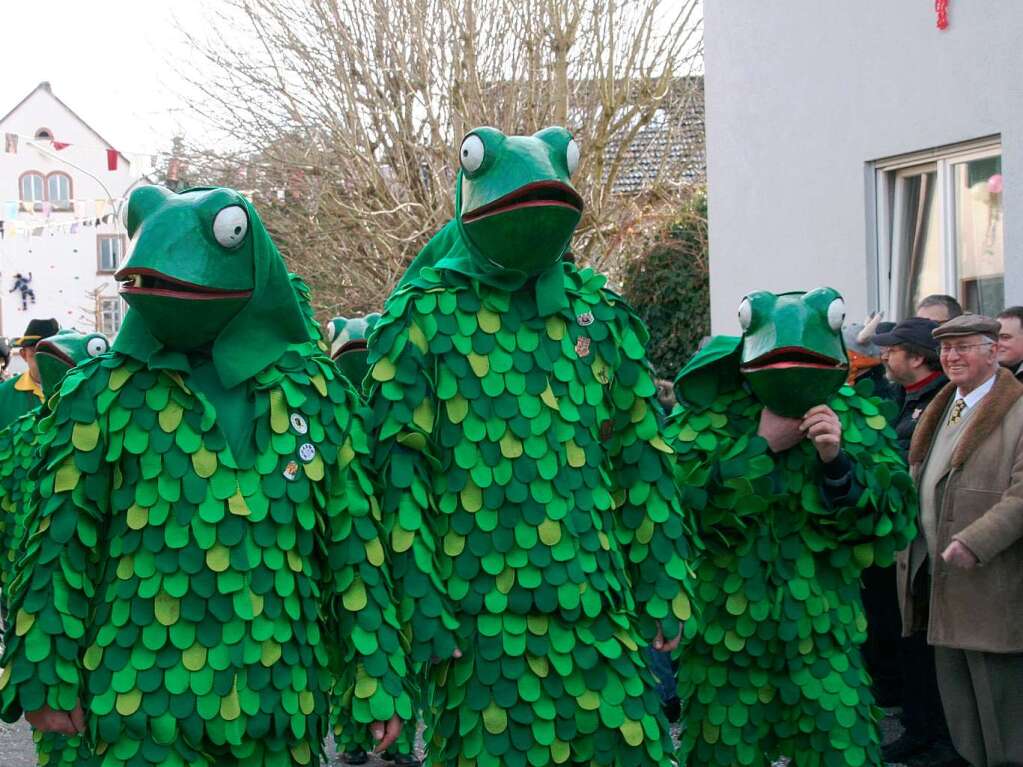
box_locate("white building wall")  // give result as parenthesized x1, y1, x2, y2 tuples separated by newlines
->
(0, 84, 142, 360)
(704, 1, 1023, 333)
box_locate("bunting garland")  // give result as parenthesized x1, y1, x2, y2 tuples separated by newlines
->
(2, 133, 154, 170)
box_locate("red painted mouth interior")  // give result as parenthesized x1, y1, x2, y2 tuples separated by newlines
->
(741, 346, 847, 372)
(462, 181, 584, 224)
(115, 268, 252, 300)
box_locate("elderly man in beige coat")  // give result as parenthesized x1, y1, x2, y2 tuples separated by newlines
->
(899, 313, 1023, 767)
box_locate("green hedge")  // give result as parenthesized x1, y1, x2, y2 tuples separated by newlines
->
(622, 191, 709, 380)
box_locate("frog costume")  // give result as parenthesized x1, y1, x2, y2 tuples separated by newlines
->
(367, 127, 696, 767)
(0, 330, 110, 767)
(0, 330, 110, 587)
(0, 186, 411, 767)
(665, 289, 916, 767)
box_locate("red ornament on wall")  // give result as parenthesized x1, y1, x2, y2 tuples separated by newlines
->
(936, 0, 949, 29)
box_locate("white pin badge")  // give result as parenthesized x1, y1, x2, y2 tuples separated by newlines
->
(283, 460, 300, 481)
(298, 443, 316, 463)
(576, 311, 594, 327)
(290, 413, 308, 435)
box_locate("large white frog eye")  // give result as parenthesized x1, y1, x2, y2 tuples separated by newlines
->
(86, 336, 109, 357)
(827, 297, 846, 331)
(459, 134, 485, 174)
(738, 297, 753, 331)
(566, 139, 580, 175)
(326, 322, 338, 342)
(212, 206, 248, 248)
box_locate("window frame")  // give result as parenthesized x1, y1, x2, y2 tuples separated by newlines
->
(96, 234, 126, 274)
(873, 135, 1002, 319)
(45, 171, 73, 211)
(18, 171, 45, 210)
(96, 296, 124, 336)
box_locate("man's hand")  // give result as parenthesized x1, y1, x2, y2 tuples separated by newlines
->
(757, 408, 804, 453)
(25, 702, 85, 735)
(370, 714, 403, 754)
(941, 540, 979, 569)
(800, 405, 842, 463)
(653, 622, 683, 653)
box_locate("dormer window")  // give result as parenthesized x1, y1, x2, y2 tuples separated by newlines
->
(34, 128, 53, 140)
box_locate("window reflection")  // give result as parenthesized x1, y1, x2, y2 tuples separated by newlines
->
(955, 156, 1003, 315)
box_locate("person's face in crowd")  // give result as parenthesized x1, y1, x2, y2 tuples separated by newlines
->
(996, 316, 1023, 369)
(880, 345, 918, 386)
(18, 346, 39, 383)
(939, 333, 998, 393)
(916, 304, 952, 323)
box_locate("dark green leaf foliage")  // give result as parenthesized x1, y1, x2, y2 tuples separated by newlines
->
(0, 347, 411, 767)
(664, 380, 916, 767)
(621, 191, 709, 380)
(367, 263, 699, 766)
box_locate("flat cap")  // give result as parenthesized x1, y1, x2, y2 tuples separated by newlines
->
(873, 317, 940, 351)
(931, 312, 1000, 341)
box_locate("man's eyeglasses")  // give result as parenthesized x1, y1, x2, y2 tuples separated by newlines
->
(938, 342, 993, 356)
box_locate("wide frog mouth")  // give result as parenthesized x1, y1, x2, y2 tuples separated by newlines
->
(462, 180, 584, 224)
(115, 267, 253, 301)
(34, 342, 75, 368)
(331, 338, 367, 361)
(740, 346, 848, 373)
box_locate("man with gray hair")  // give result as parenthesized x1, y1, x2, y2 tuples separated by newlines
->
(898, 313, 1023, 767)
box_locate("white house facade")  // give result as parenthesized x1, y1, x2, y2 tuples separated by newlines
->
(704, 1, 1018, 332)
(0, 82, 146, 359)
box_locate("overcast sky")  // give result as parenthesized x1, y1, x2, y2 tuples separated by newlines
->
(1, 0, 702, 162)
(0, 1, 207, 158)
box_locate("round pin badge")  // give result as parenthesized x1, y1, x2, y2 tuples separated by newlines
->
(290, 413, 308, 435)
(298, 443, 316, 462)
(576, 311, 595, 327)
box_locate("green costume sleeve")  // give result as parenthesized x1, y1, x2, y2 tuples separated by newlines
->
(604, 305, 698, 642)
(321, 366, 413, 736)
(0, 414, 40, 593)
(0, 363, 106, 721)
(366, 290, 461, 665)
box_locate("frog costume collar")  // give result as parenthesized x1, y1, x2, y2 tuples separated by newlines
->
(112, 186, 310, 388)
(400, 126, 583, 316)
(675, 288, 850, 418)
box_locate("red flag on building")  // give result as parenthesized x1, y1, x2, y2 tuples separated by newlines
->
(52, 140, 70, 150)
(107, 149, 118, 170)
